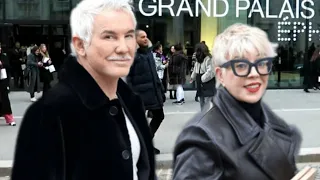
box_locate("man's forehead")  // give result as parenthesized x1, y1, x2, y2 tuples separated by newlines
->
(137, 31, 147, 37)
(93, 10, 135, 33)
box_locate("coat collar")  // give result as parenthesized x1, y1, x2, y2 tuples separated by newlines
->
(213, 87, 291, 145)
(60, 55, 138, 110)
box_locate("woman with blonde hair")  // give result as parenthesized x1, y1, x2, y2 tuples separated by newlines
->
(39, 44, 53, 95)
(173, 23, 302, 179)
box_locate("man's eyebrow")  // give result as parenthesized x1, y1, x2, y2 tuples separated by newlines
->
(101, 29, 135, 34)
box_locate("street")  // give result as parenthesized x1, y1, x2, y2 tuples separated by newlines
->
(0, 89, 320, 161)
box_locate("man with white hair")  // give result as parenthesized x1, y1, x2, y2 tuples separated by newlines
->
(11, 0, 156, 180)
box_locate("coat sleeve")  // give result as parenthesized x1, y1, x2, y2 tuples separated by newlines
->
(11, 100, 62, 180)
(27, 54, 38, 67)
(201, 57, 215, 83)
(0, 54, 10, 69)
(173, 124, 223, 180)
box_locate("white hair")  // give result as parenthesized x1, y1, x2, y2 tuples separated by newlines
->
(212, 23, 278, 88)
(69, 0, 137, 56)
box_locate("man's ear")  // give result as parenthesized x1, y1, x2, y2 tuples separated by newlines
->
(215, 67, 225, 87)
(72, 36, 86, 56)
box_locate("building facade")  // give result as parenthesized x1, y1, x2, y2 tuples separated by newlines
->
(0, 0, 319, 89)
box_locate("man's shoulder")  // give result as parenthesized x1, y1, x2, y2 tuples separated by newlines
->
(38, 82, 82, 113)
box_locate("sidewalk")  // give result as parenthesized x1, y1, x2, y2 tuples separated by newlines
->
(155, 163, 320, 180)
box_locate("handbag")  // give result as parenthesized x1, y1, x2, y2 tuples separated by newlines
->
(196, 62, 216, 97)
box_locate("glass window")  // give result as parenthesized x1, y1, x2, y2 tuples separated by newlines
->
(249, 0, 319, 88)
(0, 0, 3, 19)
(5, 0, 70, 20)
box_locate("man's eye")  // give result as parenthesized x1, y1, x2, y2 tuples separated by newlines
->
(125, 35, 134, 38)
(104, 36, 114, 39)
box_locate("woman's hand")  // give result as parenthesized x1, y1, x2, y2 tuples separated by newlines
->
(38, 62, 43, 67)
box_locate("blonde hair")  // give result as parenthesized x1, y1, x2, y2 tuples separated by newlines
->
(212, 23, 278, 88)
(39, 44, 49, 58)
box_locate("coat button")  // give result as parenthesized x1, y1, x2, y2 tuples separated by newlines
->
(109, 106, 118, 116)
(122, 150, 130, 160)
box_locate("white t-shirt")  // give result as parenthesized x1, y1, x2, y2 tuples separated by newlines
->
(123, 110, 141, 180)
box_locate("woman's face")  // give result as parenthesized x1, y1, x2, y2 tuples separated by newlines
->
(35, 49, 40, 55)
(216, 48, 269, 103)
(41, 46, 47, 52)
(157, 45, 163, 54)
(170, 46, 175, 53)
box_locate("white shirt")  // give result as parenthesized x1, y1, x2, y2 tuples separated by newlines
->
(123, 110, 141, 180)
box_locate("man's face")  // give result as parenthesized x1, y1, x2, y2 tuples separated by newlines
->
(76, 9, 136, 78)
(136, 31, 148, 48)
(15, 42, 20, 49)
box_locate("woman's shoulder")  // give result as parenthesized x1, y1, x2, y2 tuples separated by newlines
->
(179, 102, 228, 137)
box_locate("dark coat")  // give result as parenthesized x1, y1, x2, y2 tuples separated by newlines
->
(168, 51, 187, 85)
(11, 56, 156, 180)
(26, 53, 41, 94)
(127, 48, 164, 110)
(0, 53, 13, 115)
(173, 87, 302, 180)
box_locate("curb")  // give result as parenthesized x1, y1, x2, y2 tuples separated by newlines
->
(1, 149, 320, 177)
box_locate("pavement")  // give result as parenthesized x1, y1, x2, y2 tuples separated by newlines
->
(0, 89, 320, 178)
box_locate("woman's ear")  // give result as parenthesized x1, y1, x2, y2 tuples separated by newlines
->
(215, 67, 225, 87)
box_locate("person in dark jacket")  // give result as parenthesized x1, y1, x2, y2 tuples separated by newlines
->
(26, 46, 41, 102)
(0, 45, 16, 126)
(11, 1, 156, 180)
(127, 29, 165, 154)
(173, 23, 302, 180)
(168, 44, 188, 104)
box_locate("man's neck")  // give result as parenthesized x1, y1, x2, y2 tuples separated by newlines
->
(78, 59, 118, 100)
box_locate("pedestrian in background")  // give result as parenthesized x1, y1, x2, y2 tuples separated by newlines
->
(26, 46, 41, 102)
(0, 43, 16, 126)
(190, 42, 215, 109)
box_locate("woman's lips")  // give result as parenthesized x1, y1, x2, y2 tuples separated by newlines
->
(244, 83, 261, 93)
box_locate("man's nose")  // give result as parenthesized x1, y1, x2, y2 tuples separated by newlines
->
(115, 38, 129, 53)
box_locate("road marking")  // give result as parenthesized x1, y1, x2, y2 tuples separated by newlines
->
(1, 147, 320, 168)
(3, 108, 320, 119)
(164, 108, 320, 115)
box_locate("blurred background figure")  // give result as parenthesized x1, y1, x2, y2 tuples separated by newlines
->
(0, 43, 16, 126)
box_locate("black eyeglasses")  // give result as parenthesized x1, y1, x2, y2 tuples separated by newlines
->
(220, 57, 273, 77)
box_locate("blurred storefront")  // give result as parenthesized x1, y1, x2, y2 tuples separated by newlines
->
(0, 0, 319, 89)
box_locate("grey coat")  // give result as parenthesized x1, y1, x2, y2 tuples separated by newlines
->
(173, 87, 302, 180)
(26, 53, 40, 94)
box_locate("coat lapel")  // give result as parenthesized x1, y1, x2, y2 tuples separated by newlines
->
(248, 130, 295, 180)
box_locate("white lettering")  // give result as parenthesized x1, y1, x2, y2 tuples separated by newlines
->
(279, 0, 294, 18)
(158, 0, 175, 16)
(213, 0, 229, 17)
(176, 0, 194, 17)
(301, 0, 315, 19)
(195, 0, 211, 17)
(296, 0, 300, 18)
(248, 0, 265, 18)
(266, 0, 277, 18)
(139, 0, 157, 16)
(236, 0, 250, 18)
